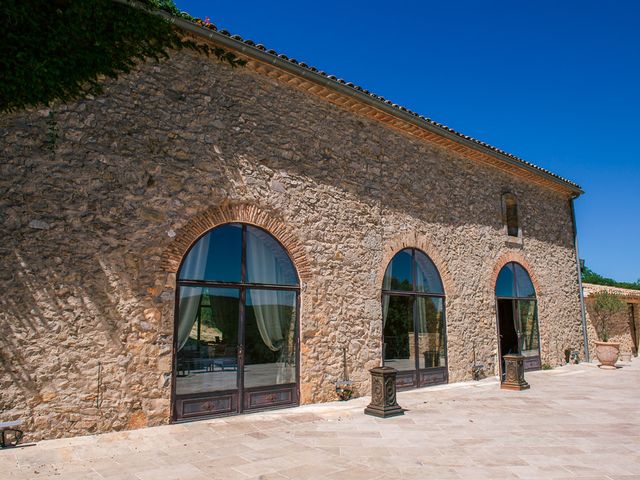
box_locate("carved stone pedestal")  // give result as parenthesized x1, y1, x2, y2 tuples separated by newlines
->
(501, 354, 530, 391)
(364, 366, 404, 418)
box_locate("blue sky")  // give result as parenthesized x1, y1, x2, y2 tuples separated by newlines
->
(175, 0, 640, 282)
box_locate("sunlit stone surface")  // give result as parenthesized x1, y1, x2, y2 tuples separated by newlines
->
(0, 47, 583, 441)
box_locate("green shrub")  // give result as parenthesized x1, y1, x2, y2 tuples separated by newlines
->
(592, 291, 626, 342)
(1, 0, 244, 112)
(582, 266, 640, 291)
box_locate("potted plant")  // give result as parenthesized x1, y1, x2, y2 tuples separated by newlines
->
(335, 347, 354, 401)
(591, 291, 626, 368)
(335, 380, 354, 401)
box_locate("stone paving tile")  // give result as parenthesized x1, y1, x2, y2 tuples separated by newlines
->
(324, 466, 386, 480)
(453, 465, 520, 479)
(134, 463, 210, 480)
(237, 446, 300, 463)
(36, 472, 103, 480)
(92, 462, 147, 479)
(1, 361, 640, 479)
(273, 463, 344, 479)
(191, 462, 253, 479)
(398, 465, 462, 479)
(249, 473, 288, 480)
(231, 456, 301, 477)
(98, 473, 140, 480)
(507, 464, 574, 479)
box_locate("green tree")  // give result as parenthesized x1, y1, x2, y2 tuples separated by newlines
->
(581, 264, 640, 291)
(592, 291, 626, 342)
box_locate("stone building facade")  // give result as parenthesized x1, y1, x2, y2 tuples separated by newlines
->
(583, 283, 640, 359)
(1, 16, 585, 441)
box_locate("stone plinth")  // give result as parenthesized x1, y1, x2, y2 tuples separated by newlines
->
(501, 354, 530, 391)
(364, 366, 404, 418)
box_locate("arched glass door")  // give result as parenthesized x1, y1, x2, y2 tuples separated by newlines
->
(173, 223, 300, 421)
(495, 262, 541, 374)
(382, 248, 448, 389)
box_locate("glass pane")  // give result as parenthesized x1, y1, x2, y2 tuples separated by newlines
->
(416, 297, 446, 368)
(498, 299, 519, 358)
(515, 263, 536, 298)
(504, 194, 519, 237)
(495, 264, 515, 297)
(518, 300, 539, 356)
(383, 249, 413, 292)
(383, 295, 414, 371)
(244, 289, 297, 388)
(415, 251, 444, 294)
(176, 287, 239, 395)
(178, 224, 242, 282)
(246, 226, 298, 286)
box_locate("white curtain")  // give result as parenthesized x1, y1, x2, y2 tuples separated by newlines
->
(415, 254, 442, 293)
(381, 294, 390, 366)
(277, 291, 296, 384)
(247, 226, 294, 285)
(382, 295, 390, 326)
(416, 296, 428, 366)
(518, 300, 539, 355)
(251, 290, 286, 352)
(416, 297, 445, 367)
(177, 288, 202, 351)
(180, 234, 210, 280)
(246, 230, 296, 383)
(247, 230, 284, 351)
(249, 289, 296, 384)
(382, 260, 392, 326)
(177, 236, 210, 351)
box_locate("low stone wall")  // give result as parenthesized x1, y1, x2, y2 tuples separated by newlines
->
(0, 48, 584, 441)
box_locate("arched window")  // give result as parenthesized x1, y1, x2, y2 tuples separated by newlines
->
(174, 223, 299, 421)
(502, 193, 520, 237)
(495, 262, 540, 373)
(381, 248, 447, 389)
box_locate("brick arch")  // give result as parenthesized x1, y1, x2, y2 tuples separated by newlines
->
(488, 251, 542, 297)
(376, 232, 454, 296)
(161, 203, 312, 283)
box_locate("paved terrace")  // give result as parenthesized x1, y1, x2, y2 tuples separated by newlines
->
(2, 361, 639, 480)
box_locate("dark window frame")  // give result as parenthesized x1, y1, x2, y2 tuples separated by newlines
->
(171, 223, 301, 422)
(495, 262, 541, 373)
(381, 248, 448, 389)
(501, 192, 521, 239)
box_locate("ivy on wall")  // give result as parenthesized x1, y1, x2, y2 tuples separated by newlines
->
(0, 0, 246, 113)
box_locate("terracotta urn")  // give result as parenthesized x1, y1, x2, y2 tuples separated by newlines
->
(595, 341, 620, 369)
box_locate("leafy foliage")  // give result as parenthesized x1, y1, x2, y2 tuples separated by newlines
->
(1, 0, 245, 113)
(581, 265, 640, 291)
(592, 291, 626, 342)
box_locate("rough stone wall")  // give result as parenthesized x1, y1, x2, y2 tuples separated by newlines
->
(0, 48, 584, 441)
(583, 284, 640, 358)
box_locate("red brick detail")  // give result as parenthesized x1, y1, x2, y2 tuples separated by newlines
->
(489, 251, 541, 296)
(161, 203, 311, 282)
(376, 233, 454, 296)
